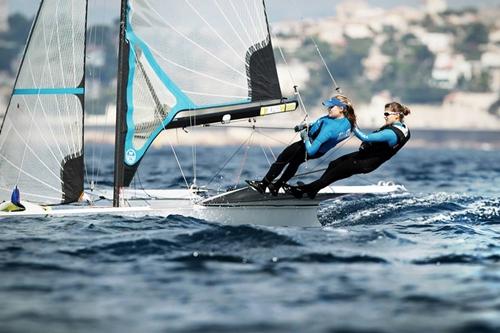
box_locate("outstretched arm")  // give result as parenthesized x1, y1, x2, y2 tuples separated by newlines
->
(354, 127, 398, 146)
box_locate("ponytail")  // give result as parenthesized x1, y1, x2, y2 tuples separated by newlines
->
(335, 94, 357, 128)
(387, 102, 411, 121)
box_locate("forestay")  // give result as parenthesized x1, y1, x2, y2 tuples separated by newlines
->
(121, 0, 285, 183)
(0, 0, 87, 204)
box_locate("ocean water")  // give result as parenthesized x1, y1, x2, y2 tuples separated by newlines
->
(1, 146, 499, 333)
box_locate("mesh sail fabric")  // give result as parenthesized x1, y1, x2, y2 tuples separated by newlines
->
(124, 0, 282, 165)
(0, 0, 86, 204)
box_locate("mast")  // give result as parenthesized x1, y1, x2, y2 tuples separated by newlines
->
(113, 0, 129, 207)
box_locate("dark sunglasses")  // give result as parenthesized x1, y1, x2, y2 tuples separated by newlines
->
(384, 112, 400, 117)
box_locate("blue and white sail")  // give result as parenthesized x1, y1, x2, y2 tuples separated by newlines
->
(0, 0, 87, 204)
(119, 0, 297, 184)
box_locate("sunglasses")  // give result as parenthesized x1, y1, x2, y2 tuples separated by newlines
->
(384, 112, 400, 117)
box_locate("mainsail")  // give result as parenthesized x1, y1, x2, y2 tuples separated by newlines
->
(117, 0, 297, 185)
(0, 0, 87, 204)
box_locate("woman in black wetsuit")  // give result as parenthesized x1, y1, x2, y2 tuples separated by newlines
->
(287, 102, 411, 199)
(247, 95, 356, 196)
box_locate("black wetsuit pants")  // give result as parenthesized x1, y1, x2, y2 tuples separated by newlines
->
(262, 141, 321, 186)
(299, 151, 388, 195)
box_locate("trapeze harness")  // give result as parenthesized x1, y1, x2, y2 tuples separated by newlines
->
(358, 123, 411, 162)
(299, 123, 410, 196)
(262, 116, 352, 187)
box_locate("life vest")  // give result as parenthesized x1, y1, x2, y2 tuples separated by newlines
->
(359, 123, 410, 159)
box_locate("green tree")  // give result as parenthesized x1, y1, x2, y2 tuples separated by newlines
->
(299, 36, 373, 105)
(455, 22, 489, 60)
(376, 37, 448, 104)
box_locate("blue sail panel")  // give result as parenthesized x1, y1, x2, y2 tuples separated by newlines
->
(121, 0, 283, 177)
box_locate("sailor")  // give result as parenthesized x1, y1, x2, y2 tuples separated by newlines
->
(287, 102, 411, 199)
(247, 95, 356, 195)
(0, 186, 26, 212)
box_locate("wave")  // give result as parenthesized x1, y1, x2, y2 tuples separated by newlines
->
(174, 224, 302, 249)
(413, 254, 500, 265)
(281, 252, 388, 264)
(0, 261, 83, 273)
(318, 193, 500, 227)
(172, 253, 248, 264)
(59, 238, 179, 259)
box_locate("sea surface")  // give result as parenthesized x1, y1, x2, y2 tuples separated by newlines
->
(1, 146, 499, 333)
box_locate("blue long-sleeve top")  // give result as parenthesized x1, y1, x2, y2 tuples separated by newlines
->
(353, 122, 406, 147)
(304, 116, 352, 156)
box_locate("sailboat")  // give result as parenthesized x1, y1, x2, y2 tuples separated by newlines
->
(0, 0, 405, 226)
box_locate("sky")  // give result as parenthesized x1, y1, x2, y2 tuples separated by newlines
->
(7, 0, 500, 23)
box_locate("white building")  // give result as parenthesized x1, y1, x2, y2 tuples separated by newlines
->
(424, 0, 447, 15)
(432, 53, 472, 89)
(363, 44, 390, 81)
(0, 0, 7, 32)
(481, 50, 500, 68)
(416, 32, 453, 54)
(336, 1, 375, 21)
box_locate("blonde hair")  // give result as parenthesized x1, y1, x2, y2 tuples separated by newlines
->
(335, 94, 357, 127)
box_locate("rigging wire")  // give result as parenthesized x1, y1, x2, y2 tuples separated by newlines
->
(292, 133, 354, 180)
(167, 137, 190, 190)
(271, 29, 309, 120)
(87, 0, 111, 192)
(206, 131, 254, 187)
(234, 131, 254, 187)
(309, 36, 342, 94)
(260, 144, 272, 166)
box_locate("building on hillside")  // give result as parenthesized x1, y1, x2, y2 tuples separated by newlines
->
(336, 1, 374, 21)
(357, 90, 393, 128)
(363, 45, 390, 81)
(343, 23, 373, 39)
(432, 53, 472, 89)
(481, 45, 500, 91)
(481, 48, 500, 68)
(490, 69, 500, 93)
(0, 0, 8, 32)
(381, 7, 423, 32)
(443, 92, 498, 109)
(490, 29, 500, 44)
(424, 0, 447, 15)
(416, 32, 453, 54)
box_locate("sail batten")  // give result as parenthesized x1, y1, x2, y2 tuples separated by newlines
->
(120, 0, 285, 184)
(0, 0, 87, 204)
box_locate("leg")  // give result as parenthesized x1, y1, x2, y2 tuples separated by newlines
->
(248, 141, 305, 194)
(276, 150, 308, 186)
(299, 152, 361, 197)
(266, 152, 308, 196)
(262, 141, 305, 185)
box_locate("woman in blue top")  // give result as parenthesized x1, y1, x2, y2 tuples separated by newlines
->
(287, 102, 411, 199)
(247, 95, 356, 196)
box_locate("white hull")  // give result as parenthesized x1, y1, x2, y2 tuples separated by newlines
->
(0, 183, 407, 227)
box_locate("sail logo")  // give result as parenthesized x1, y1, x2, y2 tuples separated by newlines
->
(126, 149, 137, 164)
